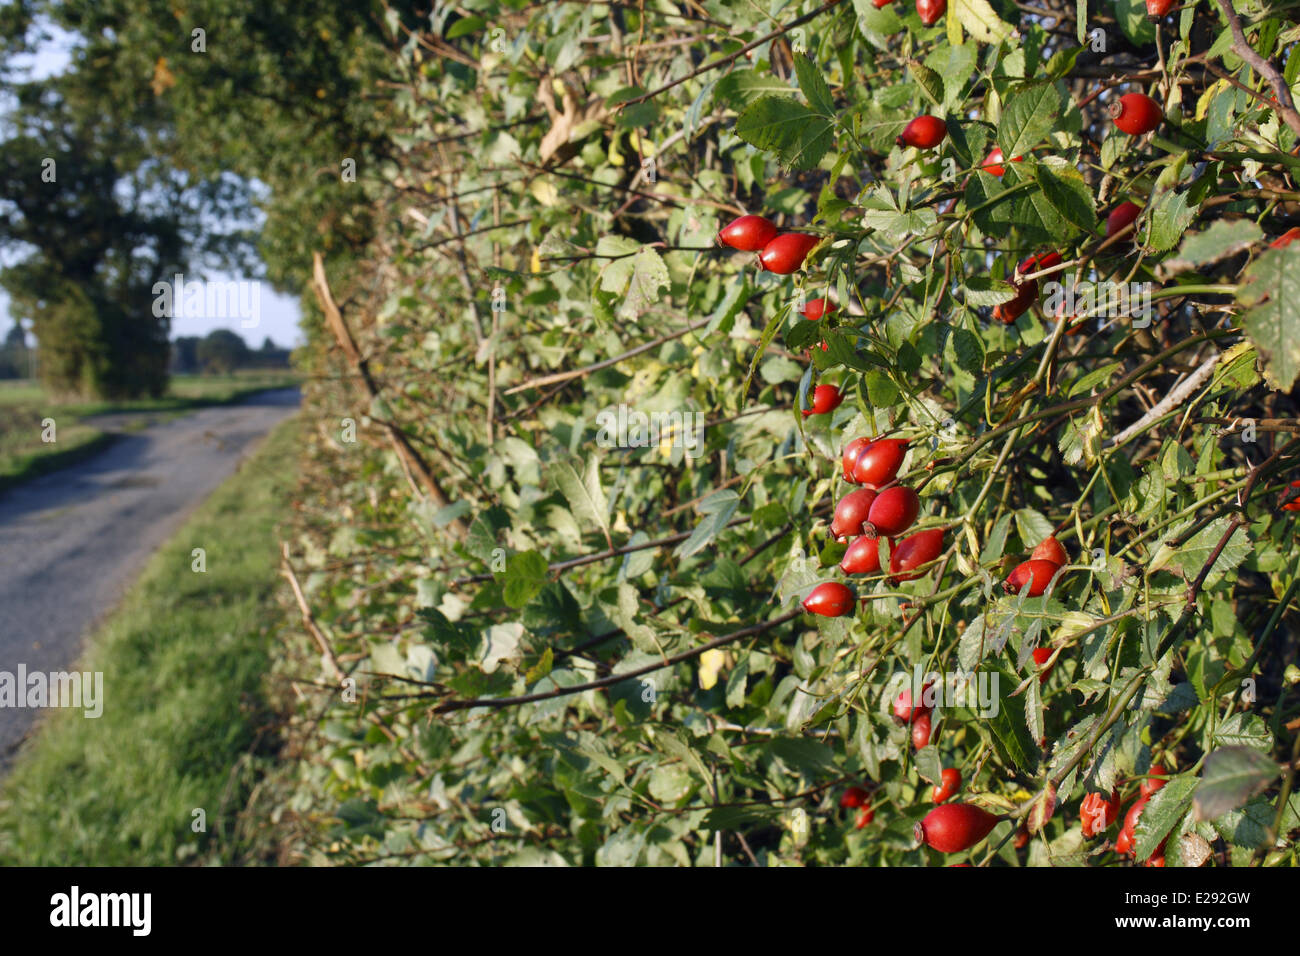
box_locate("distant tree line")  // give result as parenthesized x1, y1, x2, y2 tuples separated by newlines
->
(171, 330, 291, 375)
(0, 320, 289, 378)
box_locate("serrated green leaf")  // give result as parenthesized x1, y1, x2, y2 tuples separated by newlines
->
(735, 95, 833, 170)
(908, 60, 945, 109)
(551, 455, 612, 544)
(1194, 746, 1279, 821)
(999, 84, 1064, 159)
(988, 665, 1039, 772)
(1148, 190, 1198, 253)
(502, 549, 549, 608)
(1034, 163, 1096, 230)
(794, 55, 835, 116)
(1133, 775, 1197, 861)
(1239, 245, 1300, 391)
(1173, 220, 1263, 267)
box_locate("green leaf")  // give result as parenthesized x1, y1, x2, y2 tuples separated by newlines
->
(1014, 508, 1054, 548)
(734, 95, 833, 170)
(794, 55, 835, 116)
(913, 744, 943, 784)
(1034, 162, 1096, 230)
(865, 367, 899, 407)
(1169, 516, 1252, 589)
(765, 736, 839, 779)
(712, 70, 794, 108)
(1172, 219, 1262, 267)
(1194, 746, 1280, 821)
(743, 305, 787, 400)
(853, 0, 904, 47)
(675, 490, 741, 559)
(961, 275, 1017, 306)
(999, 84, 1064, 159)
(1133, 775, 1197, 861)
(445, 15, 486, 39)
(908, 60, 945, 109)
(1148, 190, 1198, 253)
(1212, 712, 1273, 752)
(550, 455, 612, 544)
(648, 764, 695, 804)
(502, 549, 549, 608)
(600, 244, 670, 317)
(988, 665, 1038, 773)
(860, 204, 937, 241)
(1239, 244, 1300, 391)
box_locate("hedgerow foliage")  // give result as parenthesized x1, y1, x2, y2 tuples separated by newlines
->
(282, 0, 1300, 866)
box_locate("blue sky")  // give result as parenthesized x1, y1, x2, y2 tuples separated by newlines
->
(2, 25, 305, 349)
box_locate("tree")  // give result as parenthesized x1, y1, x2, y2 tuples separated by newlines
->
(195, 328, 249, 374)
(170, 335, 201, 374)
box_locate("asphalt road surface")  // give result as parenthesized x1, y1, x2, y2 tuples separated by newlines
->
(0, 387, 300, 767)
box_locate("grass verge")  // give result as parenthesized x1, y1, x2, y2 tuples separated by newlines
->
(0, 413, 302, 866)
(0, 371, 301, 491)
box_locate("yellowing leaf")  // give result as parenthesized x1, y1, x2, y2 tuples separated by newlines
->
(699, 648, 727, 690)
(529, 180, 559, 206)
(1196, 78, 1230, 121)
(952, 0, 1013, 44)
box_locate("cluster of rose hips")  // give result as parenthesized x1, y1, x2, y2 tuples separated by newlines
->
(801, 437, 936, 619)
(839, 783, 875, 830)
(1004, 534, 1070, 597)
(717, 214, 818, 274)
(717, 214, 848, 417)
(893, 680, 936, 749)
(738, 66, 1179, 863)
(1078, 761, 1170, 865)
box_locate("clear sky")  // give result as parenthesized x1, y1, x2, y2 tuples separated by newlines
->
(1, 23, 305, 349)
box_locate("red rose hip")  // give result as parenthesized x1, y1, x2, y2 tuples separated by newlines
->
(911, 710, 933, 749)
(718, 214, 779, 251)
(1110, 93, 1162, 135)
(1140, 762, 1169, 797)
(932, 767, 962, 803)
(831, 488, 878, 538)
(866, 485, 920, 536)
(803, 384, 844, 417)
(848, 437, 908, 487)
(916, 0, 945, 26)
(840, 785, 870, 809)
(841, 535, 886, 575)
(1030, 535, 1068, 568)
(802, 581, 856, 617)
(916, 803, 999, 853)
(1080, 790, 1121, 838)
(759, 233, 819, 273)
(1106, 201, 1142, 239)
(802, 297, 835, 320)
(897, 114, 947, 150)
(1032, 646, 1056, 683)
(889, 528, 944, 582)
(1004, 558, 1061, 597)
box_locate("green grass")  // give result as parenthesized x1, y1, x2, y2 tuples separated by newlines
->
(0, 371, 301, 490)
(0, 414, 302, 866)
